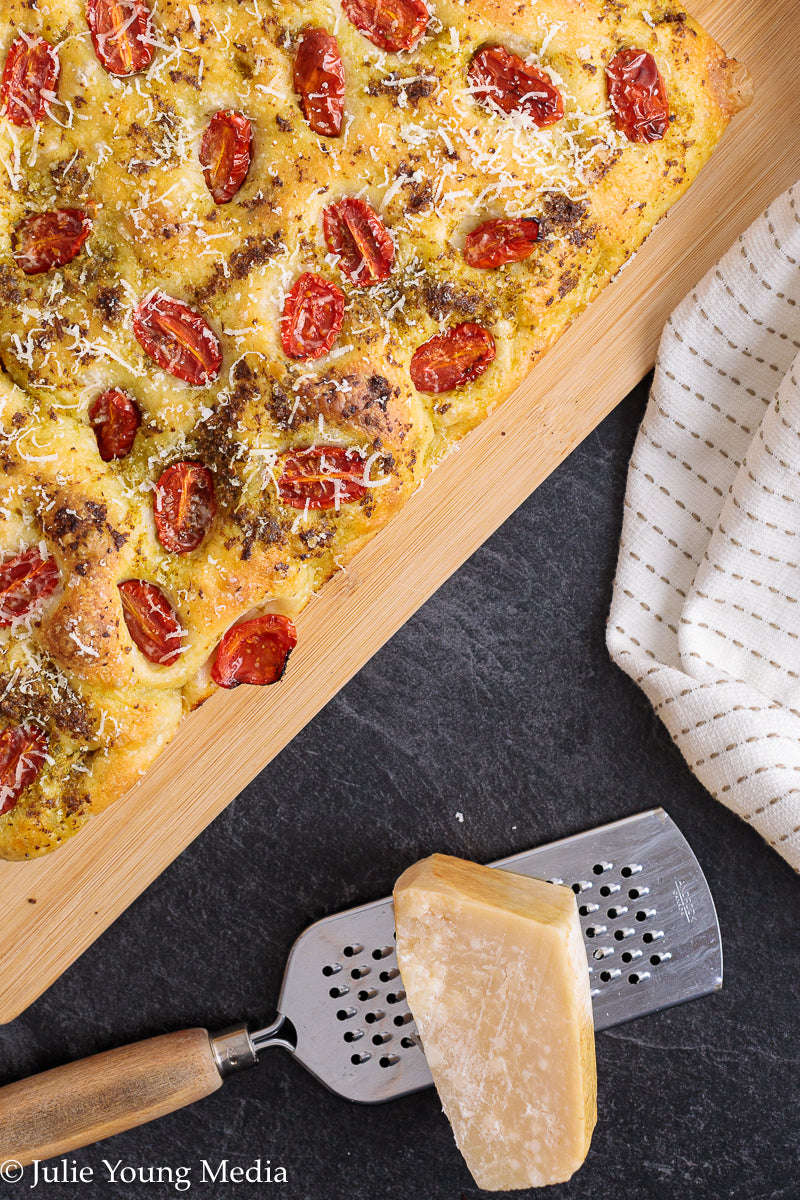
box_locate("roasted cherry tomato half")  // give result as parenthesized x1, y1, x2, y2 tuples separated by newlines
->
(410, 322, 496, 393)
(277, 445, 371, 510)
(0, 724, 48, 815)
(0, 547, 59, 627)
(280, 273, 344, 360)
(463, 216, 540, 269)
(86, 0, 154, 76)
(199, 110, 253, 204)
(212, 613, 297, 689)
(606, 48, 669, 143)
(12, 209, 92, 275)
(154, 462, 216, 554)
(323, 197, 394, 288)
(293, 28, 345, 138)
(89, 388, 141, 462)
(133, 292, 222, 385)
(468, 46, 564, 127)
(1, 34, 59, 126)
(118, 580, 184, 665)
(341, 0, 428, 53)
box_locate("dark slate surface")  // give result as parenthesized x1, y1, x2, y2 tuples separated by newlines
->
(1, 378, 798, 1200)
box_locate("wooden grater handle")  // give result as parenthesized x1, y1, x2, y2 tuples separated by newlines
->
(0, 1028, 224, 1166)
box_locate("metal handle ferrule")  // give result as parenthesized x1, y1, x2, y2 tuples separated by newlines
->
(209, 1024, 258, 1077)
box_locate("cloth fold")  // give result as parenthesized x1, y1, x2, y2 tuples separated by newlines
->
(608, 182, 800, 872)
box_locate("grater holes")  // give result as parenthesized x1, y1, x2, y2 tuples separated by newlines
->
(372, 1032, 392, 1045)
(337, 1008, 357, 1021)
(321, 964, 341, 977)
(579, 861, 670, 994)
(343, 1029, 363, 1043)
(393, 1012, 414, 1027)
(364, 1010, 385, 1024)
(372, 946, 394, 960)
(351, 965, 371, 979)
(351, 1052, 370, 1065)
(358, 988, 377, 1001)
(343, 944, 363, 958)
(379, 1055, 400, 1068)
(400, 1036, 417, 1049)
(386, 990, 406, 1004)
(329, 986, 349, 998)
(599, 883, 620, 897)
(599, 968, 621, 983)
(379, 968, 400, 983)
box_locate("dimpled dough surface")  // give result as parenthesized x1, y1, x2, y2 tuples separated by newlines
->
(394, 854, 597, 1190)
(0, 0, 749, 857)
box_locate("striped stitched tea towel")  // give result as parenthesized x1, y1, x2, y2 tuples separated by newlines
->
(608, 182, 800, 872)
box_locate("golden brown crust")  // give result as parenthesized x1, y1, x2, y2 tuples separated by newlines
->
(0, 0, 747, 858)
(709, 54, 754, 119)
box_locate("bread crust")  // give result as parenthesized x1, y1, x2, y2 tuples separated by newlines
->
(0, 0, 749, 857)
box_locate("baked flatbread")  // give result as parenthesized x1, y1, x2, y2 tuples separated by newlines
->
(0, 0, 750, 858)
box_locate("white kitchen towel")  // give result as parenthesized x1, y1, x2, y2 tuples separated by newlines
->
(608, 182, 800, 872)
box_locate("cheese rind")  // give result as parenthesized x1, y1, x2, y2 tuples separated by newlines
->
(394, 854, 596, 1191)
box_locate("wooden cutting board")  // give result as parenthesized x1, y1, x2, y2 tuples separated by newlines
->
(1, 0, 798, 1024)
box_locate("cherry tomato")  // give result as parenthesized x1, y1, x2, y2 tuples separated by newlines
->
(133, 292, 222, 385)
(468, 46, 564, 127)
(0, 547, 59, 627)
(89, 388, 141, 462)
(606, 48, 670, 143)
(1, 34, 59, 126)
(12, 209, 92, 275)
(118, 580, 184, 665)
(212, 614, 297, 689)
(294, 28, 345, 138)
(464, 217, 540, 269)
(199, 110, 253, 204)
(86, 0, 154, 77)
(323, 198, 394, 288)
(154, 462, 216, 554)
(0, 724, 48, 815)
(341, 0, 428, 53)
(277, 446, 370, 510)
(280, 273, 344, 360)
(410, 323, 496, 393)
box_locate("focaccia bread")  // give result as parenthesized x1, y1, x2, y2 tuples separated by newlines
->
(0, 0, 750, 858)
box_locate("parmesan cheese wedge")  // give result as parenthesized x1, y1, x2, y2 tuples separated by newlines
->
(394, 854, 596, 1191)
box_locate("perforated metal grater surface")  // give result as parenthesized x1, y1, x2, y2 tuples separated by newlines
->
(249, 808, 722, 1102)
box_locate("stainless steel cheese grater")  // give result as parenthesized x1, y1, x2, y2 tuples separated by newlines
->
(0, 808, 722, 1164)
(250, 806, 722, 1101)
